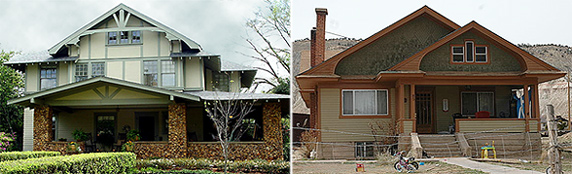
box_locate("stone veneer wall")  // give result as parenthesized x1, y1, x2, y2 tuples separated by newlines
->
(33, 106, 53, 151)
(168, 103, 187, 158)
(187, 102, 283, 160)
(134, 142, 169, 158)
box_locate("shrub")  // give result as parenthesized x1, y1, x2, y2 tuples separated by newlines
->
(0, 132, 15, 152)
(0, 152, 135, 174)
(0, 151, 60, 162)
(72, 129, 90, 142)
(137, 158, 289, 174)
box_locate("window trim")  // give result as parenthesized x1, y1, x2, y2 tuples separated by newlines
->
(106, 30, 143, 45)
(40, 65, 57, 90)
(450, 40, 490, 64)
(460, 91, 495, 116)
(340, 89, 390, 118)
(143, 59, 177, 88)
(74, 63, 88, 82)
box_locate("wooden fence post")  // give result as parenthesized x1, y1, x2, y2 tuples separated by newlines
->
(547, 104, 562, 174)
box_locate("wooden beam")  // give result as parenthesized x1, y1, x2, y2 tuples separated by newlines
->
(396, 83, 405, 133)
(534, 84, 540, 119)
(410, 84, 416, 133)
(524, 85, 530, 132)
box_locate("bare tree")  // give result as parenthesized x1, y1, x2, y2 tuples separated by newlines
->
(204, 92, 256, 172)
(245, 0, 290, 91)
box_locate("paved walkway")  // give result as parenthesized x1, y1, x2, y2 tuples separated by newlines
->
(442, 157, 543, 174)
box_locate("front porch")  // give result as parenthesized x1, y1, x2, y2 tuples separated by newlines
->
(13, 77, 287, 160)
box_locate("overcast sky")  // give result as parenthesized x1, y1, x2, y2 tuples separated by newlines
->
(292, 0, 572, 46)
(0, 0, 265, 65)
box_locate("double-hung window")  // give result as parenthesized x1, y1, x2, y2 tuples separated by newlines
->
(92, 62, 105, 77)
(161, 60, 175, 87)
(40, 66, 57, 90)
(108, 32, 117, 44)
(132, 31, 141, 43)
(475, 46, 487, 62)
(75, 64, 88, 82)
(342, 89, 388, 116)
(461, 92, 494, 116)
(143, 60, 158, 87)
(452, 46, 464, 63)
(119, 31, 129, 44)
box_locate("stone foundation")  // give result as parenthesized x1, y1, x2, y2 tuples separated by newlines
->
(134, 142, 169, 158)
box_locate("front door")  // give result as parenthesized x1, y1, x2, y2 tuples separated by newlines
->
(415, 92, 433, 133)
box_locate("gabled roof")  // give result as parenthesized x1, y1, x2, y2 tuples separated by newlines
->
(48, 3, 202, 55)
(299, 6, 460, 76)
(389, 21, 560, 72)
(8, 77, 201, 106)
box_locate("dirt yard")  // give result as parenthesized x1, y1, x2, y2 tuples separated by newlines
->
(292, 161, 486, 174)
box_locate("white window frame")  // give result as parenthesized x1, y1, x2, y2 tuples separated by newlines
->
(465, 41, 475, 63)
(91, 62, 105, 78)
(74, 63, 88, 82)
(342, 89, 389, 116)
(475, 46, 488, 63)
(461, 91, 494, 116)
(160, 60, 176, 87)
(107, 31, 142, 45)
(451, 46, 464, 63)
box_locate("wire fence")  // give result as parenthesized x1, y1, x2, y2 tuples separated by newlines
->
(292, 125, 572, 161)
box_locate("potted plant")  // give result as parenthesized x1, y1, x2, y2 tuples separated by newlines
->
(67, 141, 77, 152)
(126, 130, 140, 141)
(121, 141, 134, 152)
(72, 129, 90, 142)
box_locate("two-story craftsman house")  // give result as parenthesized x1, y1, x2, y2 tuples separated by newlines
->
(5, 4, 288, 160)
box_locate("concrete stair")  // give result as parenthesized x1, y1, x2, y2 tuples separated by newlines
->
(418, 135, 463, 158)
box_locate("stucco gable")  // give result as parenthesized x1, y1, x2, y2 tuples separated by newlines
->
(299, 6, 460, 76)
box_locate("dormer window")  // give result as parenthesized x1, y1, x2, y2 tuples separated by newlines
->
(107, 31, 142, 45)
(40, 66, 57, 90)
(451, 40, 488, 63)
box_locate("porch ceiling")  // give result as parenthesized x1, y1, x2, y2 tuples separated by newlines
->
(9, 77, 201, 107)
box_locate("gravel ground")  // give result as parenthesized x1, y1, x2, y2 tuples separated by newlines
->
(292, 161, 487, 174)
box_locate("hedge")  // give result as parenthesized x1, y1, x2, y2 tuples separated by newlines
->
(0, 152, 136, 174)
(138, 158, 289, 174)
(0, 151, 61, 162)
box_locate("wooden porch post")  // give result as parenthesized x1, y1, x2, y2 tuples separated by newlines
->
(534, 84, 540, 119)
(33, 105, 53, 151)
(524, 85, 530, 132)
(410, 84, 416, 133)
(396, 83, 405, 133)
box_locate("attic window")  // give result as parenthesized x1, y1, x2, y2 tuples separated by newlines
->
(451, 40, 488, 64)
(107, 31, 142, 45)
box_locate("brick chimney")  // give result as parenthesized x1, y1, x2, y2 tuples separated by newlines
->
(311, 8, 328, 67)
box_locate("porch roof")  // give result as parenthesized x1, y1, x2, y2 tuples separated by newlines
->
(185, 91, 289, 101)
(8, 77, 201, 106)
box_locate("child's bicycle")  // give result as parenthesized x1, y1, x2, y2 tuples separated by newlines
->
(393, 151, 419, 173)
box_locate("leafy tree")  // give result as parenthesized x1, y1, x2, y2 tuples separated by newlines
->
(0, 50, 24, 151)
(245, 0, 290, 92)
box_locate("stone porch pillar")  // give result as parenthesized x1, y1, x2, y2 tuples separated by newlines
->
(263, 102, 283, 160)
(33, 105, 52, 151)
(168, 103, 187, 158)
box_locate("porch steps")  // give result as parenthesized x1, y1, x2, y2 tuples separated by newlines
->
(418, 135, 463, 158)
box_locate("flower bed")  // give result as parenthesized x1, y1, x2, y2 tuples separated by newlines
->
(0, 152, 135, 174)
(0, 151, 60, 162)
(137, 158, 289, 173)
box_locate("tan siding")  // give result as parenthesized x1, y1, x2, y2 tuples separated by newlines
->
(91, 33, 105, 58)
(185, 58, 202, 89)
(320, 88, 391, 142)
(79, 36, 89, 59)
(403, 120, 413, 133)
(159, 33, 170, 57)
(142, 31, 158, 57)
(404, 86, 410, 118)
(458, 120, 526, 132)
(70, 45, 79, 57)
(57, 63, 69, 86)
(529, 119, 539, 132)
(124, 61, 141, 83)
(172, 41, 181, 53)
(390, 88, 395, 120)
(23, 108, 34, 151)
(107, 45, 141, 58)
(57, 110, 95, 141)
(230, 72, 240, 92)
(26, 64, 38, 92)
(106, 61, 123, 79)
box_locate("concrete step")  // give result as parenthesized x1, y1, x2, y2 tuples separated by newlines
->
(426, 151, 463, 157)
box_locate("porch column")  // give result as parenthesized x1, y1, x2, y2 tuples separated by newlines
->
(410, 84, 416, 133)
(168, 103, 187, 158)
(33, 105, 52, 151)
(524, 85, 530, 132)
(263, 102, 283, 160)
(396, 83, 405, 133)
(309, 93, 317, 129)
(533, 84, 540, 119)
